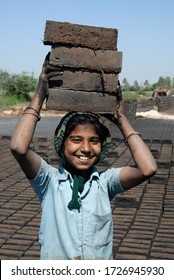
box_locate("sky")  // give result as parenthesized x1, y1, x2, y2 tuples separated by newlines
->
(0, 0, 174, 85)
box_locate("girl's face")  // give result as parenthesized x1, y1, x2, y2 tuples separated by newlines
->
(63, 124, 102, 173)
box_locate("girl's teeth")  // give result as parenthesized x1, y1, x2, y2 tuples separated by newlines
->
(80, 156, 89, 160)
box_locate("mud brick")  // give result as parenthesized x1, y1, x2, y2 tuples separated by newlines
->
(137, 210, 161, 218)
(2, 219, 24, 227)
(126, 231, 155, 240)
(20, 256, 39, 260)
(150, 251, 174, 259)
(121, 241, 150, 250)
(154, 236, 174, 243)
(0, 248, 24, 258)
(1, 244, 30, 251)
(2, 202, 22, 210)
(114, 196, 140, 208)
(123, 238, 151, 245)
(19, 228, 38, 236)
(22, 250, 40, 258)
(117, 246, 149, 255)
(115, 253, 147, 260)
(49, 71, 118, 93)
(170, 166, 174, 175)
(0, 232, 12, 239)
(47, 89, 118, 112)
(131, 221, 157, 229)
(0, 223, 21, 231)
(152, 241, 174, 249)
(50, 46, 122, 73)
(44, 20, 118, 50)
(149, 175, 168, 184)
(157, 161, 170, 168)
(12, 233, 37, 241)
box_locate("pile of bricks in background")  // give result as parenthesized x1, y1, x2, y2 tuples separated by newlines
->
(138, 96, 174, 113)
(44, 20, 123, 113)
(156, 96, 174, 112)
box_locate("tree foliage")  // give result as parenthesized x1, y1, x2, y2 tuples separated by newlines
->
(0, 70, 37, 100)
(121, 76, 174, 92)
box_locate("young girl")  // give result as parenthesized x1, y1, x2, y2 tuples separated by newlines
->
(10, 53, 157, 260)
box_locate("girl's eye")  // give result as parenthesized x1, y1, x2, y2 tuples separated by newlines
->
(69, 137, 100, 144)
(90, 138, 100, 144)
(71, 138, 82, 143)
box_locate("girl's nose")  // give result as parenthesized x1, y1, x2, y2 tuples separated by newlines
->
(81, 141, 91, 152)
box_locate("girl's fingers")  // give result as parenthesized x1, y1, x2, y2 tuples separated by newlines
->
(46, 71, 63, 79)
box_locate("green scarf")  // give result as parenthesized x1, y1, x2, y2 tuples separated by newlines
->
(68, 175, 85, 210)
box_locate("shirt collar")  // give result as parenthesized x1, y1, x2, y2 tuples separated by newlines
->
(58, 164, 99, 182)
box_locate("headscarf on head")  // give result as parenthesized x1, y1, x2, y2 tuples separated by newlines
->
(54, 111, 111, 210)
(54, 111, 111, 162)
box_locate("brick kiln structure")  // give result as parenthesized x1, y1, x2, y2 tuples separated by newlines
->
(43, 20, 123, 113)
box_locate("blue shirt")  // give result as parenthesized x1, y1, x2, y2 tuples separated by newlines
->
(30, 159, 124, 260)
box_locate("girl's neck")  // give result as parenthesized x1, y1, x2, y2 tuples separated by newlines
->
(63, 162, 92, 181)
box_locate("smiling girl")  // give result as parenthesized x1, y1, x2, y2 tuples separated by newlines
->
(10, 53, 157, 259)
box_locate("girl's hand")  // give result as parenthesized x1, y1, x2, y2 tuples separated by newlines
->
(101, 100, 125, 127)
(36, 52, 62, 100)
(101, 81, 125, 126)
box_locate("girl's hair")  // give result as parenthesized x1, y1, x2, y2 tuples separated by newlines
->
(63, 113, 110, 144)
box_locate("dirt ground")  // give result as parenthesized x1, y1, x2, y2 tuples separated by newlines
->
(136, 107, 174, 119)
(0, 104, 65, 118)
(0, 104, 174, 119)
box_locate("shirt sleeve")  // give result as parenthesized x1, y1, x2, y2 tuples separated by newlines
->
(101, 167, 125, 200)
(29, 158, 52, 203)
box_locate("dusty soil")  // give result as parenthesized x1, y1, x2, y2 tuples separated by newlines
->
(0, 104, 174, 119)
(0, 104, 66, 118)
(136, 108, 174, 119)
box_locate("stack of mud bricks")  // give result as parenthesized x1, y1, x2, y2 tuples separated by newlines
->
(44, 20, 123, 112)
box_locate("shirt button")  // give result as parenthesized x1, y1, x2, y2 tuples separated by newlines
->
(83, 240, 87, 245)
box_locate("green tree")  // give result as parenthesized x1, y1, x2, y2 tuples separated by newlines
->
(143, 80, 151, 91)
(0, 70, 10, 93)
(4, 73, 37, 100)
(15, 74, 37, 99)
(121, 78, 130, 91)
(130, 80, 140, 91)
(157, 76, 167, 89)
(133, 80, 140, 91)
(171, 77, 174, 88)
(165, 76, 171, 88)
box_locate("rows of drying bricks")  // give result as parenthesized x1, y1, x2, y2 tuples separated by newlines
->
(0, 135, 174, 260)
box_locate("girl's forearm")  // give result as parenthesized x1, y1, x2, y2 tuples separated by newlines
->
(10, 91, 45, 155)
(118, 115, 157, 176)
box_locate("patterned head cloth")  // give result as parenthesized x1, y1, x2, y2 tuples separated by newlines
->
(54, 111, 111, 163)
